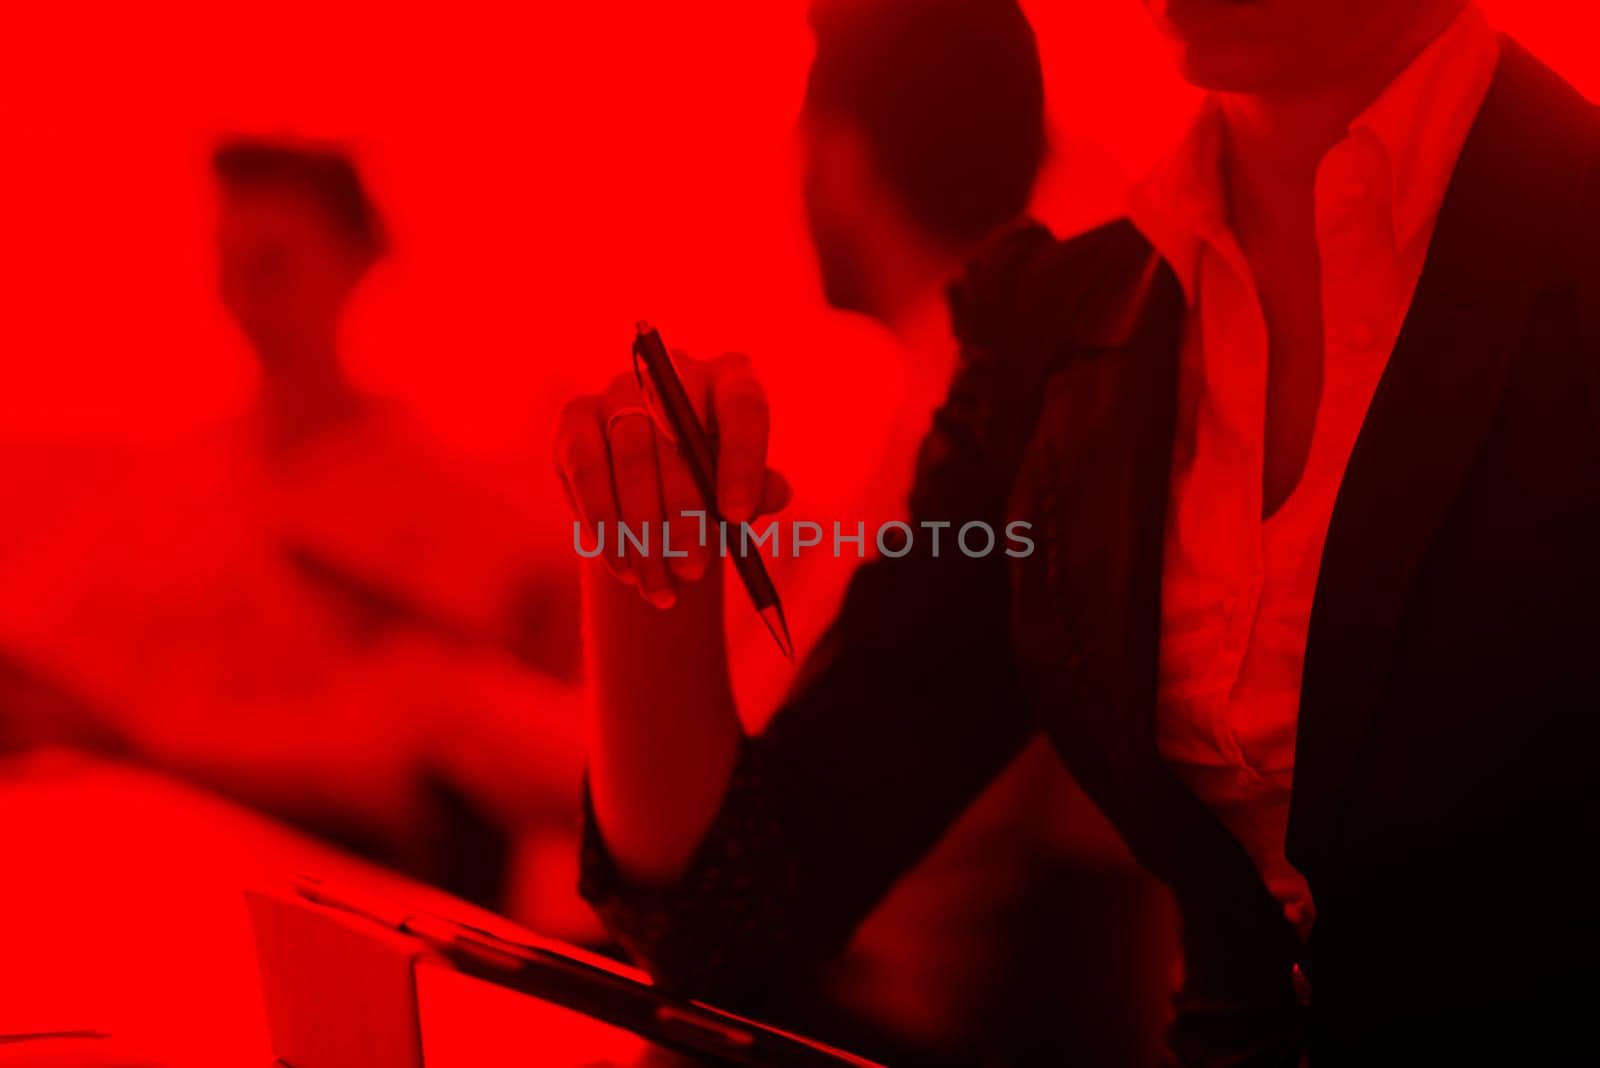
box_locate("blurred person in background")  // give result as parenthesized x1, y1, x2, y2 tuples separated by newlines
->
(684, 1, 1176, 1063)
(0, 139, 592, 934)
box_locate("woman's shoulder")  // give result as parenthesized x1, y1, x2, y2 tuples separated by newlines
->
(948, 217, 1157, 354)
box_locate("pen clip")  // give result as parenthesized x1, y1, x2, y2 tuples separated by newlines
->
(631, 332, 680, 447)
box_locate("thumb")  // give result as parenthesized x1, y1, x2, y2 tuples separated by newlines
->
(755, 468, 792, 516)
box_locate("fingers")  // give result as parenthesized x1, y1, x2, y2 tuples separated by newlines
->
(706, 352, 770, 524)
(554, 395, 622, 578)
(552, 353, 785, 608)
(602, 378, 675, 607)
(656, 430, 713, 583)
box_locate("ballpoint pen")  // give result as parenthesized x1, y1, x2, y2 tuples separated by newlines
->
(632, 321, 794, 659)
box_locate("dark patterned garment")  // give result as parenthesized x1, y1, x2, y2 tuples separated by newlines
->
(579, 745, 800, 1004)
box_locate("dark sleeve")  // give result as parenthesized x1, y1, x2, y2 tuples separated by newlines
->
(580, 225, 1075, 1008)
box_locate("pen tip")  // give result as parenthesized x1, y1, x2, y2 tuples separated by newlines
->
(635, 320, 653, 336)
(760, 604, 795, 662)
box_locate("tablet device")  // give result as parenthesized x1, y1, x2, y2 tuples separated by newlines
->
(248, 876, 881, 1068)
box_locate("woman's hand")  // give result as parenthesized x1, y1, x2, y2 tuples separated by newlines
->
(553, 352, 788, 608)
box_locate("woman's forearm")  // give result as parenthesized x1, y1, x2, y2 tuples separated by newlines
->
(583, 559, 743, 887)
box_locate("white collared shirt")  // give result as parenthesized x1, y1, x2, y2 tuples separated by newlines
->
(1126, 6, 1502, 930)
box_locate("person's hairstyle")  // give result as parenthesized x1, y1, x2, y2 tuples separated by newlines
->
(805, 0, 1046, 249)
(211, 137, 388, 258)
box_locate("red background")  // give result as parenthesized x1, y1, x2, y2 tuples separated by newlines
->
(0, 4, 1596, 1064)
(3, 1, 1593, 456)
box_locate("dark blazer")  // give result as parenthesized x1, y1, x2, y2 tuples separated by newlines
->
(583, 41, 1600, 1065)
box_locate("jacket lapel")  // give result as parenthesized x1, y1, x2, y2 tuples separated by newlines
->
(1288, 42, 1598, 868)
(1010, 244, 1213, 840)
(1015, 251, 1308, 977)
(1009, 242, 1178, 763)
